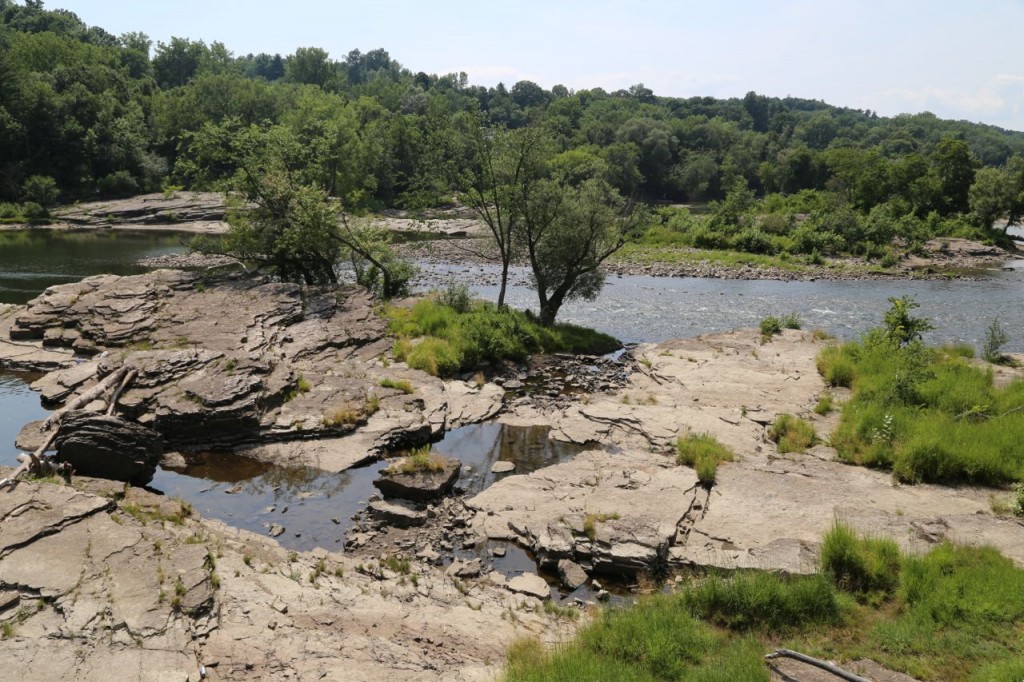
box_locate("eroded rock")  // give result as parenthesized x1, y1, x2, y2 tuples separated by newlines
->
(374, 455, 461, 502)
(53, 411, 163, 484)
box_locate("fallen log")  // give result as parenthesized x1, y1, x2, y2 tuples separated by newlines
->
(42, 366, 129, 431)
(2, 365, 134, 489)
(764, 649, 871, 682)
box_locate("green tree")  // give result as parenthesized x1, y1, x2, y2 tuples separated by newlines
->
(153, 37, 207, 88)
(521, 176, 645, 326)
(932, 138, 979, 215)
(969, 166, 1014, 230)
(460, 117, 549, 307)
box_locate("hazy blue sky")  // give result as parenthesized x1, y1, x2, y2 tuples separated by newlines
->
(52, 0, 1024, 131)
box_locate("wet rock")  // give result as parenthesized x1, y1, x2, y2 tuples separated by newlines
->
(269, 524, 285, 538)
(53, 411, 163, 484)
(373, 455, 461, 502)
(368, 499, 428, 528)
(506, 573, 549, 600)
(557, 559, 589, 591)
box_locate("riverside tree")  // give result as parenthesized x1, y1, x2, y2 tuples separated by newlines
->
(522, 175, 644, 325)
(188, 121, 414, 294)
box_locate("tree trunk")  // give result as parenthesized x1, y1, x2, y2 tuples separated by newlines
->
(497, 259, 510, 308)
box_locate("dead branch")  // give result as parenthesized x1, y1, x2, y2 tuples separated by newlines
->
(764, 649, 871, 682)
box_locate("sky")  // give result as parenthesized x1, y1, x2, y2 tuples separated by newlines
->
(49, 0, 1024, 131)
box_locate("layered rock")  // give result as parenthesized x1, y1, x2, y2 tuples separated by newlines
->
(2, 270, 502, 472)
(53, 412, 163, 484)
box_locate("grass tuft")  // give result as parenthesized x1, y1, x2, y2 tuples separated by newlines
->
(677, 432, 735, 486)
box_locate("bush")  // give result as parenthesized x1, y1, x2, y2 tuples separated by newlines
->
(759, 316, 782, 340)
(816, 344, 855, 387)
(21, 201, 47, 220)
(97, 170, 140, 198)
(438, 281, 472, 313)
(821, 523, 901, 599)
(406, 337, 461, 376)
(769, 414, 816, 453)
(983, 317, 1008, 364)
(780, 312, 801, 330)
(20, 175, 59, 206)
(730, 227, 776, 255)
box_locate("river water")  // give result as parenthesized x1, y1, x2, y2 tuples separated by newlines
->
(2, 230, 1023, 561)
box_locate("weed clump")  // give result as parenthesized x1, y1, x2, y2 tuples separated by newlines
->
(677, 432, 734, 486)
(769, 413, 816, 453)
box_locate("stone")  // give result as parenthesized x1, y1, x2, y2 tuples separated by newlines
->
(53, 411, 163, 484)
(373, 455, 461, 502)
(445, 558, 482, 578)
(557, 559, 589, 591)
(491, 460, 515, 474)
(269, 524, 285, 538)
(506, 573, 549, 600)
(368, 499, 428, 528)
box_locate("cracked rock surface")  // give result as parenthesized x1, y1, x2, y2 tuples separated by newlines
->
(0, 474, 575, 681)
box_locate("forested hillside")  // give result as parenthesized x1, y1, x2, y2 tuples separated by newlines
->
(2, 0, 1023, 253)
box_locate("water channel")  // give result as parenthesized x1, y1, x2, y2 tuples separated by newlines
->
(2, 230, 1023, 587)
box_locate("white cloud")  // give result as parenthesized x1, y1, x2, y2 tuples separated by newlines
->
(881, 74, 1024, 130)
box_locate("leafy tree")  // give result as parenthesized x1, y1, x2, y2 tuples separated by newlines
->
(883, 296, 934, 346)
(153, 37, 207, 88)
(932, 138, 979, 215)
(521, 176, 645, 325)
(969, 166, 1014, 229)
(460, 118, 549, 307)
(285, 47, 336, 88)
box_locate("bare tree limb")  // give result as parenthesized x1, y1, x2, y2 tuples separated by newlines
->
(42, 366, 129, 432)
(764, 649, 871, 682)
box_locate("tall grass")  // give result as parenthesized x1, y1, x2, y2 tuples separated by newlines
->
(818, 334, 1024, 485)
(769, 413, 817, 453)
(505, 524, 1024, 682)
(677, 433, 734, 486)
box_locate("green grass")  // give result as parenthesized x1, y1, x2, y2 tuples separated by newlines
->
(379, 377, 414, 394)
(386, 299, 620, 377)
(583, 512, 621, 541)
(676, 433, 735, 486)
(612, 242, 819, 273)
(814, 392, 834, 415)
(505, 526, 1024, 682)
(769, 413, 817, 453)
(386, 445, 447, 475)
(819, 334, 1024, 485)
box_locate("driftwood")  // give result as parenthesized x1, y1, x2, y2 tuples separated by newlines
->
(106, 369, 137, 416)
(42, 366, 129, 431)
(764, 649, 872, 682)
(1, 365, 134, 489)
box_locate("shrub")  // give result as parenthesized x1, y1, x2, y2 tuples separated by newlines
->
(438, 281, 473, 313)
(20, 175, 59, 206)
(779, 313, 801, 330)
(820, 522, 901, 598)
(816, 344, 855, 387)
(97, 170, 140, 198)
(769, 414, 816, 453)
(759, 316, 782, 340)
(983, 317, 1008, 364)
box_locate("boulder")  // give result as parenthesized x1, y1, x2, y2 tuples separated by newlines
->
(557, 559, 589, 591)
(53, 411, 163, 484)
(373, 455, 461, 502)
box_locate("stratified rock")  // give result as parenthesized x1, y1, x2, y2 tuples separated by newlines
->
(557, 559, 589, 591)
(368, 499, 428, 528)
(506, 573, 549, 600)
(53, 411, 163, 484)
(373, 455, 461, 502)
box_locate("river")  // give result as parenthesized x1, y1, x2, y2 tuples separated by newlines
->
(2, 229, 1023, 558)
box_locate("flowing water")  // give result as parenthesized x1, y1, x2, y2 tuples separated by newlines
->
(3, 230, 1024, 570)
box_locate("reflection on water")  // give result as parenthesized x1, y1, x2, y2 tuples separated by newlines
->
(0, 230, 187, 304)
(0, 371, 47, 459)
(148, 423, 583, 552)
(434, 423, 590, 496)
(151, 452, 386, 552)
